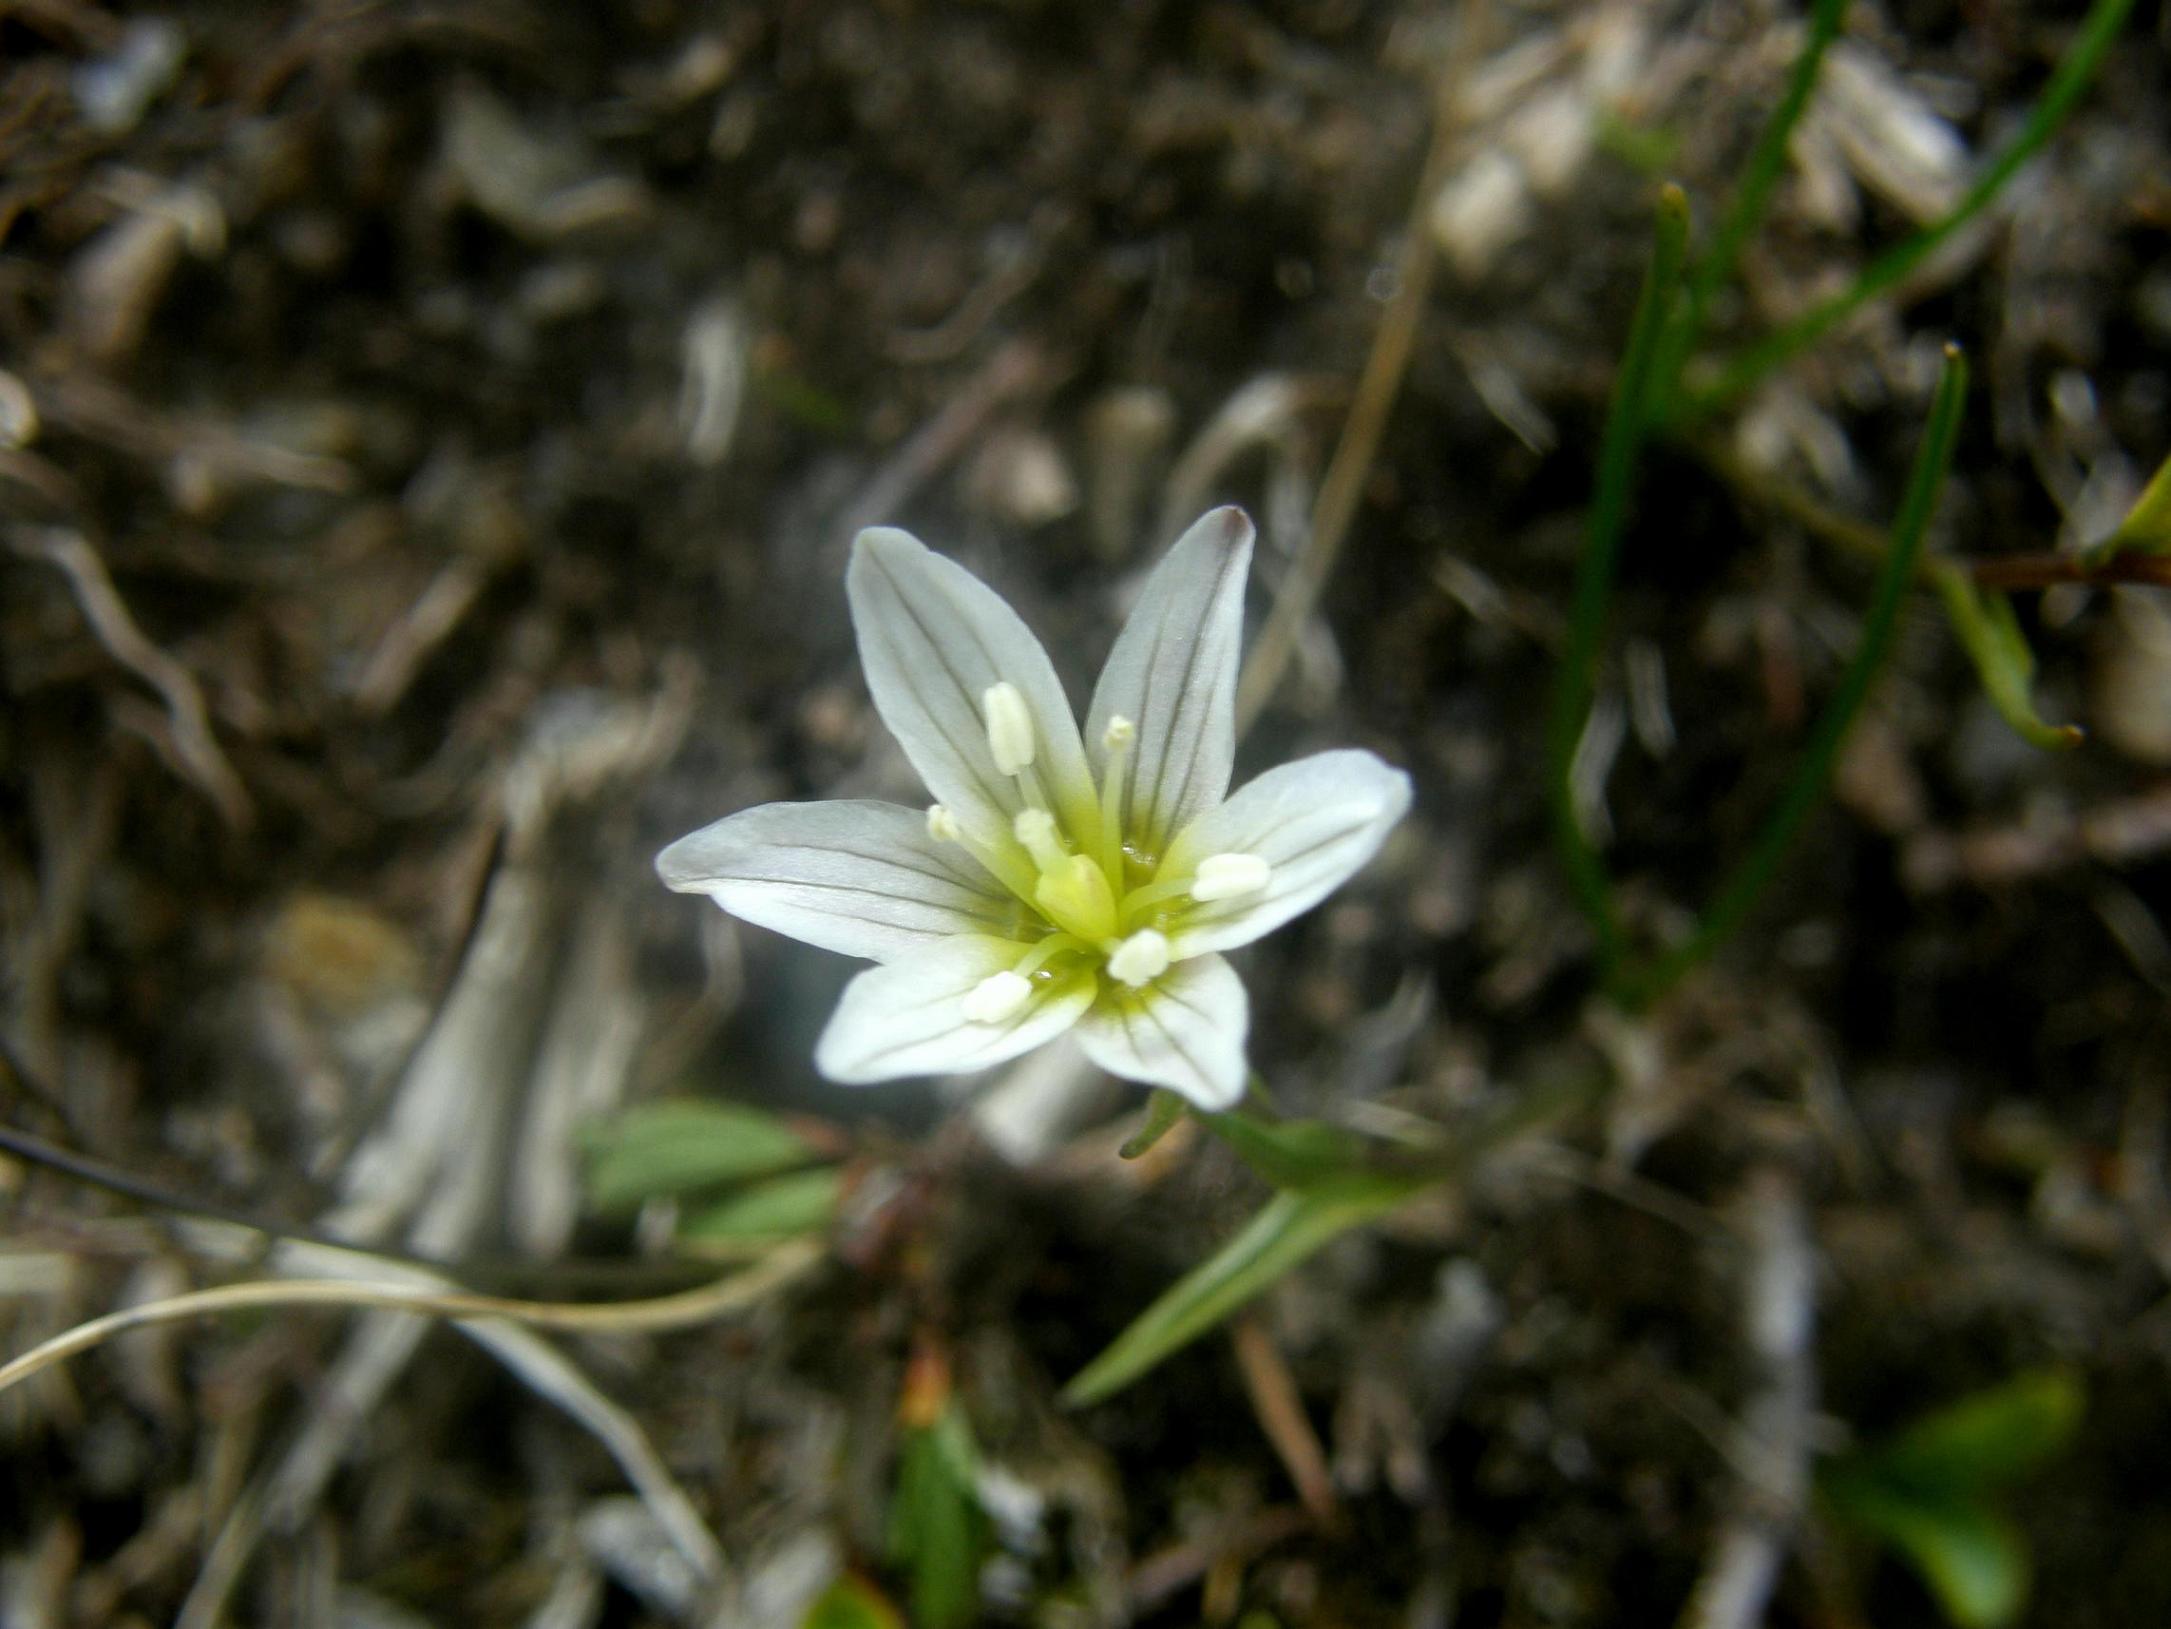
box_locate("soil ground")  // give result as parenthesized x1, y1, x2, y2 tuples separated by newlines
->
(3, 3, 2170, 1626)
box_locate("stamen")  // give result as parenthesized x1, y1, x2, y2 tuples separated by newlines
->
(1190, 852, 1273, 902)
(962, 970, 1032, 1024)
(1106, 928, 1171, 988)
(1097, 713, 1134, 881)
(926, 804, 962, 843)
(983, 682, 1035, 776)
(1011, 932, 1086, 979)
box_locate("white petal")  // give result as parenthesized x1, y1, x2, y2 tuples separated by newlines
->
(1161, 750, 1411, 957)
(1086, 506, 1254, 858)
(815, 935, 1096, 1083)
(657, 800, 1028, 962)
(848, 528, 1098, 848)
(1074, 953, 1249, 1110)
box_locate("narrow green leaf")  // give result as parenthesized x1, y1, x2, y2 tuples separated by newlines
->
(887, 1411, 987, 1629)
(583, 1099, 818, 1214)
(2081, 446, 2171, 566)
(1684, 0, 2136, 418)
(1061, 1178, 1415, 1408)
(1119, 1090, 1188, 1160)
(1871, 1370, 2084, 1498)
(1930, 568, 2083, 750)
(679, 1167, 842, 1243)
(1655, 0, 1849, 410)
(1196, 1109, 1375, 1190)
(1621, 345, 1972, 1006)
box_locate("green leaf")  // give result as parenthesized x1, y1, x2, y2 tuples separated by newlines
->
(800, 1577, 904, 1629)
(1826, 1481, 2028, 1629)
(1196, 1110, 1376, 1190)
(1061, 1177, 1415, 1408)
(679, 1167, 842, 1243)
(1870, 1370, 2084, 1499)
(2082, 446, 2171, 565)
(582, 1099, 818, 1215)
(886, 1410, 987, 1629)
(1931, 568, 2083, 751)
(1821, 1372, 2081, 1629)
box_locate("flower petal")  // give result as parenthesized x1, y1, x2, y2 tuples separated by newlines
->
(1074, 953, 1248, 1109)
(1086, 506, 1254, 858)
(657, 800, 1029, 962)
(1161, 749, 1412, 957)
(848, 528, 1098, 849)
(814, 935, 1096, 1083)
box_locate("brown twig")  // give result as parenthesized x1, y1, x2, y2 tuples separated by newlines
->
(1234, 11, 1483, 728)
(9, 525, 252, 827)
(1695, 438, 2171, 594)
(1230, 1314, 1338, 1524)
(1966, 551, 2171, 591)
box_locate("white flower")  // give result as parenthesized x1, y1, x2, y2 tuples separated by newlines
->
(656, 507, 1411, 1111)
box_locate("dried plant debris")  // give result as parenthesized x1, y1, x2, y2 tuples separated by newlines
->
(2, 2, 2168, 1626)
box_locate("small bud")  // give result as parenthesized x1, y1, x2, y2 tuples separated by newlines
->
(1101, 714, 1136, 753)
(962, 969, 1033, 1024)
(1191, 852, 1273, 902)
(926, 804, 961, 843)
(983, 681, 1036, 776)
(1107, 928, 1172, 988)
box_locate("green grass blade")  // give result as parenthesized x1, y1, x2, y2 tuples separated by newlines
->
(1654, 0, 1850, 406)
(1685, 0, 2134, 419)
(1060, 1179, 1414, 1408)
(1548, 184, 1691, 975)
(1622, 345, 1969, 1007)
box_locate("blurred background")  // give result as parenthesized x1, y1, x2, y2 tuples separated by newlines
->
(2, 2, 2169, 1625)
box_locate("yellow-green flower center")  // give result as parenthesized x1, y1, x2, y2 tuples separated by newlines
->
(936, 685, 1277, 1023)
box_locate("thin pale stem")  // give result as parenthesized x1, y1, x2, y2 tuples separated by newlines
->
(0, 1242, 823, 1398)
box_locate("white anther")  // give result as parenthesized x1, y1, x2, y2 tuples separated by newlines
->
(926, 804, 962, 843)
(962, 970, 1033, 1024)
(1106, 928, 1171, 988)
(1101, 714, 1136, 753)
(1190, 852, 1273, 902)
(983, 681, 1036, 776)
